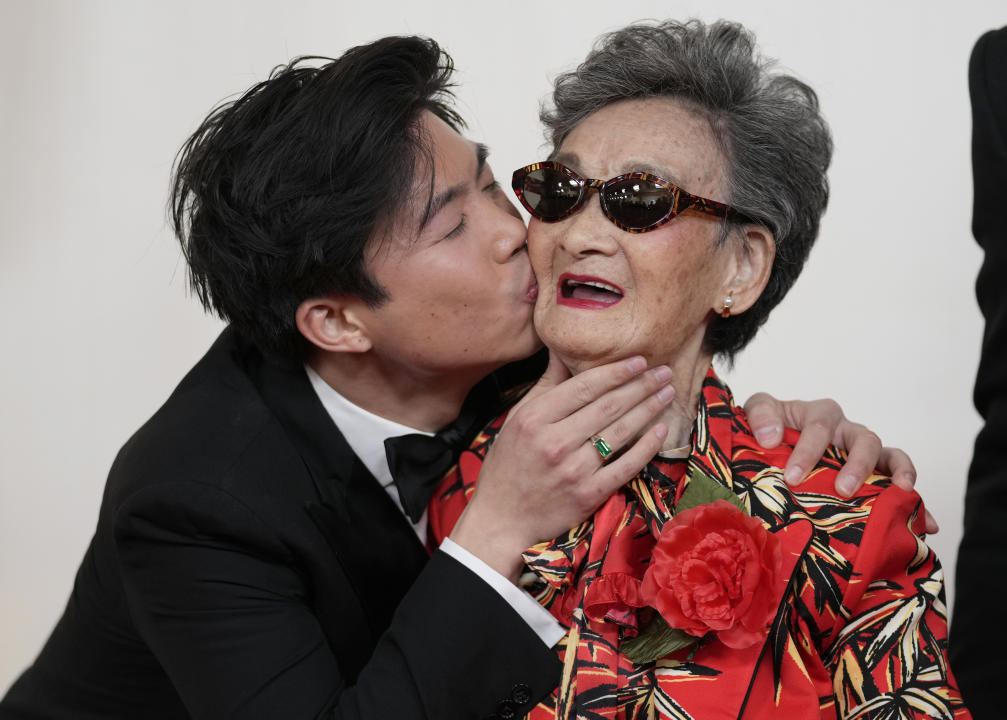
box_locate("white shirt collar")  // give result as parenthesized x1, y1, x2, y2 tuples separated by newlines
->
(304, 364, 432, 542)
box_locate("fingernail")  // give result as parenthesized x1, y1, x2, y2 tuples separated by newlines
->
(836, 474, 856, 497)
(625, 356, 646, 373)
(900, 471, 917, 486)
(754, 425, 781, 446)
(654, 423, 668, 440)
(656, 385, 675, 403)
(650, 365, 672, 383)
(784, 465, 803, 486)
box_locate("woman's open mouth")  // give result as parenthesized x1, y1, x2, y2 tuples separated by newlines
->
(557, 273, 624, 309)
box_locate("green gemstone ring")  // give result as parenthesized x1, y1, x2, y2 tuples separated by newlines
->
(590, 434, 613, 460)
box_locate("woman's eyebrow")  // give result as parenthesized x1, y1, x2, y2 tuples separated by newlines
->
(551, 150, 580, 169)
(629, 161, 680, 185)
(550, 151, 681, 185)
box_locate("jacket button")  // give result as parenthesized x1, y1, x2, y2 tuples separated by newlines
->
(497, 700, 517, 719)
(511, 682, 532, 705)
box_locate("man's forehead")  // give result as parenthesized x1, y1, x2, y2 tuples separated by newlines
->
(410, 122, 486, 229)
(372, 117, 486, 251)
(415, 113, 482, 187)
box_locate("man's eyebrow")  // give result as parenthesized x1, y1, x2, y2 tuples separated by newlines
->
(419, 143, 489, 231)
(476, 143, 489, 179)
(419, 184, 461, 231)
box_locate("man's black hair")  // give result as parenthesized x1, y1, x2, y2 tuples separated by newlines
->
(171, 36, 463, 359)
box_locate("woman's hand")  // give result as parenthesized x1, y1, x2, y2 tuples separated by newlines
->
(743, 393, 936, 533)
(449, 352, 673, 581)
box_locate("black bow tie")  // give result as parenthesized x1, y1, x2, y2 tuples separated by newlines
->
(385, 395, 487, 524)
(384, 430, 460, 524)
(383, 349, 550, 525)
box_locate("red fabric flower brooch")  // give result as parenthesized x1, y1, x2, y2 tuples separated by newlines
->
(624, 472, 783, 663)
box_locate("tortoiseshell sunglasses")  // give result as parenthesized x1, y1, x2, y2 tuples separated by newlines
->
(511, 161, 755, 234)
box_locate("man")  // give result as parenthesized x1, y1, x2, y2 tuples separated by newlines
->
(0, 36, 915, 719)
(953, 26, 1007, 719)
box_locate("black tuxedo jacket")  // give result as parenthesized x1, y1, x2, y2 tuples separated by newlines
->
(0, 328, 560, 719)
(953, 26, 1007, 719)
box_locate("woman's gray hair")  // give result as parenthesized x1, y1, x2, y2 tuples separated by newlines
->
(542, 19, 832, 359)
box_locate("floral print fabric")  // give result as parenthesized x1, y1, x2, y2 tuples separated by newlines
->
(429, 369, 970, 719)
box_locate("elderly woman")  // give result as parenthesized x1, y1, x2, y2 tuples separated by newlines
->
(431, 20, 969, 719)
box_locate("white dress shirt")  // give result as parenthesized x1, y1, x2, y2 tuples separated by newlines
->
(305, 365, 565, 649)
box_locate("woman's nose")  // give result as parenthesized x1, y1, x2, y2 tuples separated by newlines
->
(558, 194, 620, 257)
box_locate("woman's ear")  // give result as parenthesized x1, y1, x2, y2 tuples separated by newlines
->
(719, 225, 776, 316)
(295, 296, 373, 354)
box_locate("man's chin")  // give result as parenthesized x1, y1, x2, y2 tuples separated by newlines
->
(482, 332, 545, 372)
(510, 335, 546, 365)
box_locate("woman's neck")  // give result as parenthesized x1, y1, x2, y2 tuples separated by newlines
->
(657, 357, 713, 450)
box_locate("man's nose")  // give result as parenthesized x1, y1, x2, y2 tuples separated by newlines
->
(492, 201, 530, 263)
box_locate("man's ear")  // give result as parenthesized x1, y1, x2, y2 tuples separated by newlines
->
(295, 296, 373, 354)
(718, 224, 776, 316)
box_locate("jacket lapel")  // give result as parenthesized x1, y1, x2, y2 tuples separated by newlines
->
(247, 348, 428, 640)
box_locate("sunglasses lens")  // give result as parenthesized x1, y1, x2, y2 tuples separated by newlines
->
(603, 177, 674, 230)
(519, 167, 582, 221)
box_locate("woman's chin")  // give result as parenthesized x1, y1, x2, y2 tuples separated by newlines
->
(537, 323, 641, 374)
(549, 346, 626, 376)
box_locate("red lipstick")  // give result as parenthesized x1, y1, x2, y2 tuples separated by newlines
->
(556, 273, 624, 309)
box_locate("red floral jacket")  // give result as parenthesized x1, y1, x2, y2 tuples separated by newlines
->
(429, 369, 970, 719)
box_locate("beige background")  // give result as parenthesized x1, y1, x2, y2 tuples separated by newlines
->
(2, 0, 1002, 690)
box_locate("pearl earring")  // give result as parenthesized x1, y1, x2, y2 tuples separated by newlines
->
(720, 292, 734, 318)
